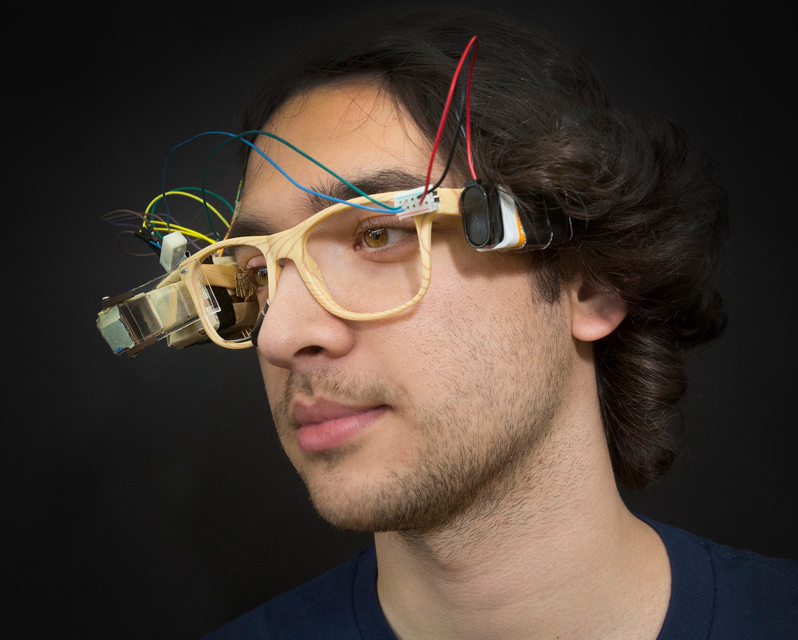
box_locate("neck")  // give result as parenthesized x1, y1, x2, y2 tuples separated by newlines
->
(374, 392, 671, 640)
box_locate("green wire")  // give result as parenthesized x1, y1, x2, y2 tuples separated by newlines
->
(147, 187, 234, 242)
(238, 130, 399, 210)
(199, 130, 401, 239)
(171, 187, 235, 213)
(147, 187, 234, 217)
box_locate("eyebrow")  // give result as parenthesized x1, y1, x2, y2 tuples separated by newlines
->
(304, 169, 426, 216)
(226, 208, 279, 239)
(227, 168, 426, 239)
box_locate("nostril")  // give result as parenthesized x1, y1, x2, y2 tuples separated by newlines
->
(296, 345, 323, 356)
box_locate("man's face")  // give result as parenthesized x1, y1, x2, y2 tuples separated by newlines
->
(236, 80, 575, 532)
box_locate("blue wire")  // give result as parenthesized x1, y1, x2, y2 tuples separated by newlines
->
(160, 131, 404, 234)
(238, 137, 404, 213)
(211, 130, 402, 213)
(162, 132, 235, 233)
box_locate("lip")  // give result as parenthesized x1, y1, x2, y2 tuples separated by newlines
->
(292, 400, 389, 453)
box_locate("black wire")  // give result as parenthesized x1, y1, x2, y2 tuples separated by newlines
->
(116, 230, 161, 258)
(429, 48, 473, 192)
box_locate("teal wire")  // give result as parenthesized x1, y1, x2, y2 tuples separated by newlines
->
(199, 130, 402, 237)
(147, 187, 235, 243)
(163, 130, 404, 240)
(171, 186, 235, 214)
(149, 187, 235, 217)
(237, 130, 401, 211)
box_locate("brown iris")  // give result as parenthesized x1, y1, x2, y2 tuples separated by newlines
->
(364, 228, 389, 248)
(249, 266, 268, 288)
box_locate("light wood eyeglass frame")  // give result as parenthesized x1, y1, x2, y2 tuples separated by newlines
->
(178, 188, 463, 349)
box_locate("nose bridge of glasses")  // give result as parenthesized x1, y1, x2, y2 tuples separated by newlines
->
(263, 227, 318, 300)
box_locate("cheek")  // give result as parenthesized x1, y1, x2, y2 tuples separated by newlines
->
(424, 251, 537, 341)
(357, 267, 530, 393)
(260, 357, 288, 414)
(431, 228, 537, 299)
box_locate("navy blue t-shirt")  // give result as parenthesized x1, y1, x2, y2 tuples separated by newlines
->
(203, 519, 798, 639)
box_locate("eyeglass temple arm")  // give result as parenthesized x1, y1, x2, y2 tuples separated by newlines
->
(436, 188, 462, 216)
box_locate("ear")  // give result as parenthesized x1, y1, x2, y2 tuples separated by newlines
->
(567, 277, 628, 342)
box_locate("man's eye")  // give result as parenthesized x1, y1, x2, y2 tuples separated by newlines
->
(248, 266, 269, 288)
(355, 222, 416, 252)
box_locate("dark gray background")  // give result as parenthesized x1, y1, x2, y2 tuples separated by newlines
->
(7, 1, 796, 638)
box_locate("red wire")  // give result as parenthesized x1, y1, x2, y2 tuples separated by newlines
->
(420, 35, 479, 203)
(464, 38, 479, 181)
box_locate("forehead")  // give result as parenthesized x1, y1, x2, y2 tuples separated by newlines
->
(234, 80, 433, 233)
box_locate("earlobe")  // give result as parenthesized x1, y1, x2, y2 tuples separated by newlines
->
(569, 278, 628, 342)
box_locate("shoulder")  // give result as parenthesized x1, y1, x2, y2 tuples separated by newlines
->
(645, 518, 798, 639)
(201, 547, 373, 640)
(699, 534, 798, 636)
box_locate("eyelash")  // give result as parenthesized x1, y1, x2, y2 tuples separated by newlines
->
(353, 217, 417, 251)
(236, 259, 268, 294)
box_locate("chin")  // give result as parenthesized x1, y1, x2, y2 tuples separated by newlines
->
(300, 457, 479, 534)
(308, 493, 426, 533)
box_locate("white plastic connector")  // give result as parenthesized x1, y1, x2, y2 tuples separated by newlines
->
(393, 187, 440, 218)
(159, 231, 188, 272)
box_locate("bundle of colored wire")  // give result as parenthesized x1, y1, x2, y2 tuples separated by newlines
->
(161, 130, 404, 241)
(101, 206, 213, 259)
(143, 188, 232, 242)
(427, 49, 471, 193)
(99, 209, 163, 257)
(420, 35, 479, 203)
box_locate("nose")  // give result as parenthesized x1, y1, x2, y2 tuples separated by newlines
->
(256, 260, 356, 368)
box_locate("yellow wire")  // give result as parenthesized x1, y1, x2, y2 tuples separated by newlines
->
(150, 223, 216, 245)
(144, 190, 231, 228)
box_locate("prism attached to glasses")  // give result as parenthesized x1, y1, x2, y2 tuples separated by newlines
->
(97, 258, 260, 357)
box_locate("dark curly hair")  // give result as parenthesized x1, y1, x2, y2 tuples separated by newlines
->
(239, 7, 730, 490)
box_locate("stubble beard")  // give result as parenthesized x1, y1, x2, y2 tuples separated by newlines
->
(270, 299, 571, 536)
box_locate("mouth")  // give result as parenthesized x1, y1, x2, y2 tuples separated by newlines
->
(291, 400, 390, 453)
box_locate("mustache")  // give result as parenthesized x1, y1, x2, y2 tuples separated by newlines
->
(273, 368, 411, 426)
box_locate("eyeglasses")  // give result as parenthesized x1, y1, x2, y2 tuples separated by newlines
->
(175, 187, 463, 350)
